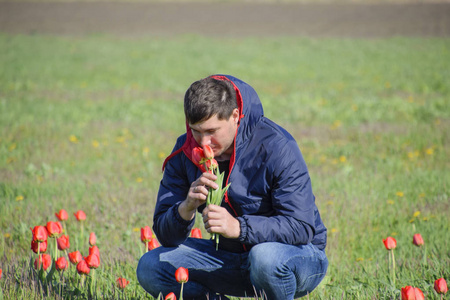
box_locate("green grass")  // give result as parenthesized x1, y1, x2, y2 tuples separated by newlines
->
(0, 33, 449, 299)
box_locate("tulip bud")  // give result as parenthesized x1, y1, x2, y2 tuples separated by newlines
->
(46, 221, 62, 238)
(55, 209, 68, 221)
(89, 232, 96, 246)
(76, 260, 90, 275)
(148, 238, 160, 251)
(190, 228, 202, 239)
(434, 278, 448, 294)
(165, 292, 176, 300)
(34, 254, 52, 271)
(203, 145, 214, 159)
(86, 253, 100, 269)
(412, 233, 424, 247)
(116, 277, 130, 289)
(68, 251, 83, 265)
(73, 210, 86, 221)
(89, 245, 100, 258)
(383, 237, 397, 250)
(141, 226, 152, 243)
(401, 286, 424, 300)
(30, 226, 48, 242)
(55, 257, 68, 271)
(175, 267, 189, 284)
(31, 239, 48, 254)
(192, 147, 205, 166)
(57, 235, 70, 251)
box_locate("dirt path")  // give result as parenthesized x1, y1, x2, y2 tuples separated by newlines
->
(1, 2, 449, 38)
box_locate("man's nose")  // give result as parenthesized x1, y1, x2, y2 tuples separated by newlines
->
(200, 135, 211, 147)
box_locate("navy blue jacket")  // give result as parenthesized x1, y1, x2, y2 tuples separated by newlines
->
(154, 75, 327, 252)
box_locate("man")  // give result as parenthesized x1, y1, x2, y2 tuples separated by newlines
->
(137, 75, 328, 300)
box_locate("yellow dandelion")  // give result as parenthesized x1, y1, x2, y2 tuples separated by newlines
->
(116, 136, 125, 143)
(396, 191, 404, 197)
(136, 177, 143, 183)
(7, 157, 16, 164)
(356, 257, 364, 262)
(351, 104, 358, 111)
(425, 148, 434, 155)
(158, 151, 166, 159)
(407, 96, 414, 103)
(385, 82, 391, 89)
(111, 197, 117, 203)
(4, 233, 11, 238)
(331, 228, 338, 233)
(418, 193, 426, 198)
(331, 159, 338, 165)
(422, 217, 429, 221)
(143, 147, 150, 155)
(80, 81, 87, 88)
(330, 120, 342, 130)
(413, 210, 420, 217)
(326, 201, 334, 206)
(319, 155, 327, 163)
(387, 200, 395, 205)
(133, 227, 140, 232)
(9, 143, 17, 151)
(372, 227, 380, 232)
(407, 152, 415, 159)
(409, 218, 415, 223)
(367, 257, 373, 261)
(15, 195, 24, 201)
(434, 118, 441, 125)
(92, 140, 100, 148)
(339, 156, 347, 163)
(391, 232, 397, 236)
(69, 135, 79, 143)
(413, 150, 420, 157)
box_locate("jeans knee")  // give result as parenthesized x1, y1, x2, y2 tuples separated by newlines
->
(136, 251, 161, 297)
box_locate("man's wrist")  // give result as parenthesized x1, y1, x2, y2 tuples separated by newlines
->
(178, 200, 196, 221)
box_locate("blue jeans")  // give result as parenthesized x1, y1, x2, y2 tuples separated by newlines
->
(136, 238, 328, 300)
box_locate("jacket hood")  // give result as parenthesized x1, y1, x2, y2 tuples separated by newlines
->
(162, 75, 264, 170)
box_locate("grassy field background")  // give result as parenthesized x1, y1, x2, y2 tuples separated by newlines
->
(0, 33, 449, 299)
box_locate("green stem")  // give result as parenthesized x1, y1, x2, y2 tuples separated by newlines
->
(391, 250, 396, 286)
(37, 243, 41, 270)
(180, 282, 184, 300)
(145, 241, 148, 253)
(54, 237, 58, 260)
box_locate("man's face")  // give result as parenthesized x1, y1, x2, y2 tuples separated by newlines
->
(189, 109, 239, 161)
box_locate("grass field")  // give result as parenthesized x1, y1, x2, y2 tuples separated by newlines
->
(0, 33, 449, 299)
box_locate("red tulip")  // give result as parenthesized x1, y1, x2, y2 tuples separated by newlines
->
(0, 268, 2, 279)
(76, 259, 90, 275)
(55, 209, 68, 221)
(412, 233, 424, 247)
(89, 232, 96, 246)
(192, 147, 205, 165)
(141, 226, 152, 243)
(148, 238, 160, 251)
(30, 226, 48, 242)
(116, 277, 130, 289)
(89, 245, 100, 258)
(205, 159, 218, 173)
(74, 210, 86, 221)
(165, 292, 176, 300)
(46, 221, 62, 238)
(34, 254, 52, 271)
(55, 257, 68, 271)
(68, 251, 83, 265)
(401, 286, 424, 300)
(85, 253, 100, 269)
(203, 145, 214, 159)
(57, 234, 70, 250)
(434, 278, 448, 294)
(383, 237, 397, 250)
(31, 239, 48, 253)
(175, 267, 189, 283)
(190, 228, 202, 239)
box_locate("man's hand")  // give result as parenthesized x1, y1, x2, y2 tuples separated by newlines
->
(202, 205, 241, 239)
(178, 172, 219, 221)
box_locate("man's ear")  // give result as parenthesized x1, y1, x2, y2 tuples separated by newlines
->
(232, 108, 240, 124)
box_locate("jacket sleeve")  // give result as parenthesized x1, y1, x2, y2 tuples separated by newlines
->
(152, 139, 196, 247)
(236, 137, 316, 246)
